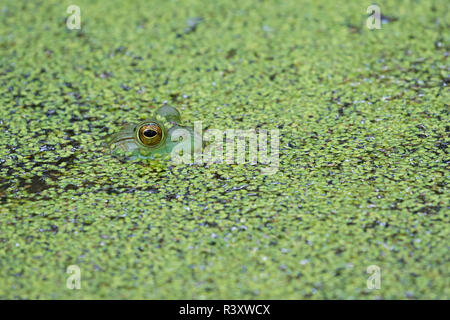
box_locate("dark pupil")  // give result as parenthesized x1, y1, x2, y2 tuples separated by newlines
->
(144, 129, 157, 138)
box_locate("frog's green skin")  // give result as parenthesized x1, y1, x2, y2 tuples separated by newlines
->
(106, 106, 201, 161)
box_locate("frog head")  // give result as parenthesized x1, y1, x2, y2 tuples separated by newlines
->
(106, 105, 198, 161)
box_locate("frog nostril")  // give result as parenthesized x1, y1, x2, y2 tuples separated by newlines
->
(144, 129, 157, 138)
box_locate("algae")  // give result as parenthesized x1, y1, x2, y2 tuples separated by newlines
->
(0, 0, 448, 299)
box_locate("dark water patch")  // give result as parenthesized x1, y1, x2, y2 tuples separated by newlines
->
(18, 175, 51, 194)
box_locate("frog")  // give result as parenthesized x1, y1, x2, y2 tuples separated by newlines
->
(106, 105, 202, 162)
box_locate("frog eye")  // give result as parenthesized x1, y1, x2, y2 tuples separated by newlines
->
(136, 122, 163, 147)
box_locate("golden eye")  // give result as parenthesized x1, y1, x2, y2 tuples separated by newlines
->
(137, 123, 163, 146)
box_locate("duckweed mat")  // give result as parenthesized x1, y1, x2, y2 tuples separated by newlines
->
(0, 0, 449, 299)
